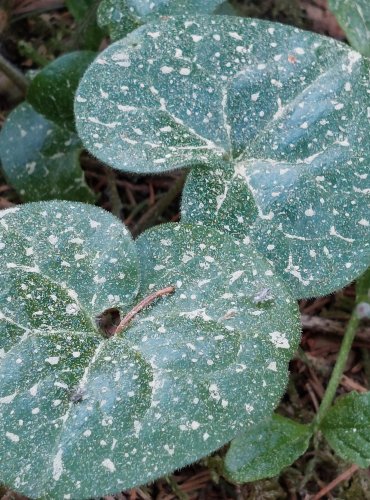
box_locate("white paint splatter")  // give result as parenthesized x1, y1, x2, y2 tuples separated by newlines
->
(269, 331, 290, 349)
(101, 459, 116, 472)
(6, 432, 19, 443)
(53, 449, 64, 481)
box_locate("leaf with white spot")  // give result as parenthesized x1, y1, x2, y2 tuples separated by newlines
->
(0, 103, 95, 203)
(75, 15, 369, 181)
(329, 0, 370, 57)
(175, 18, 370, 297)
(75, 15, 370, 297)
(182, 144, 370, 298)
(28, 51, 96, 131)
(224, 415, 312, 482)
(97, 0, 234, 40)
(320, 392, 370, 468)
(0, 203, 300, 498)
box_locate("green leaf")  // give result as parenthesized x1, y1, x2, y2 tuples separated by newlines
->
(28, 51, 96, 131)
(0, 202, 301, 498)
(0, 103, 95, 203)
(177, 21, 370, 298)
(320, 392, 370, 468)
(66, 0, 98, 20)
(224, 415, 312, 483)
(66, 0, 104, 50)
(214, 2, 238, 15)
(97, 0, 231, 40)
(182, 141, 370, 298)
(329, 0, 370, 57)
(75, 16, 370, 298)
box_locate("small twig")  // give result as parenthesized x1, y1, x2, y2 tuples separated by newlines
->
(305, 382, 320, 412)
(307, 367, 325, 399)
(124, 199, 150, 226)
(114, 286, 175, 335)
(105, 167, 123, 219)
(234, 485, 244, 500)
(300, 296, 332, 315)
(312, 464, 359, 500)
(134, 487, 152, 500)
(301, 314, 370, 346)
(12, 0, 64, 16)
(132, 172, 186, 236)
(165, 476, 189, 500)
(340, 374, 368, 393)
(124, 184, 137, 206)
(0, 53, 28, 94)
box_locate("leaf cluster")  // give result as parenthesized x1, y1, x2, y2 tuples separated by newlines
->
(1, 1, 370, 498)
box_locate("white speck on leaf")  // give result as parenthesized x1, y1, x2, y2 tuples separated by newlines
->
(101, 459, 116, 473)
(53, 449, 63, 481)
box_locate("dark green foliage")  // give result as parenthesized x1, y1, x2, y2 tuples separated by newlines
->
(0, 103, 95, 203)
(28, 51, 96, 131)
(225, 415, 312, 482)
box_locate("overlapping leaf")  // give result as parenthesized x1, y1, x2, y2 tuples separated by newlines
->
(75, 16, 370, 298)
(329, 0, 370, 57)
(0, 103, 95, 203)
(224, 415, 312, 483)
(28, 51, 96, 130)
(320, 392, 370, 468)
(97, 0, 234, 40)
(0, 202, 300, 498)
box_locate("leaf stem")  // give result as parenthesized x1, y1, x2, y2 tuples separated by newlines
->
(0, 53, 29, 94)
(114, 286, 175, 335)
(314, 307, 360, 426)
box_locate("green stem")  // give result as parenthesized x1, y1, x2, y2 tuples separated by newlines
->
(0, 53, 29, 94)
(314, 308, 360, 426)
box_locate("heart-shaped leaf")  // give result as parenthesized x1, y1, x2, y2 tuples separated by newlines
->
(75, 15, 370, 298)
(224, 414, 312, 483)
(329, 0, 370, 57)
(320, 392, 370, 468)
(0, 202, 300, 498)
(28, 51, 96, 131)
(97, 0, 232, 41)
(0, 103, 95, 203)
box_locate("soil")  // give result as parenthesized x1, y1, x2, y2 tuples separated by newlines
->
(0, 1, 369, 499)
